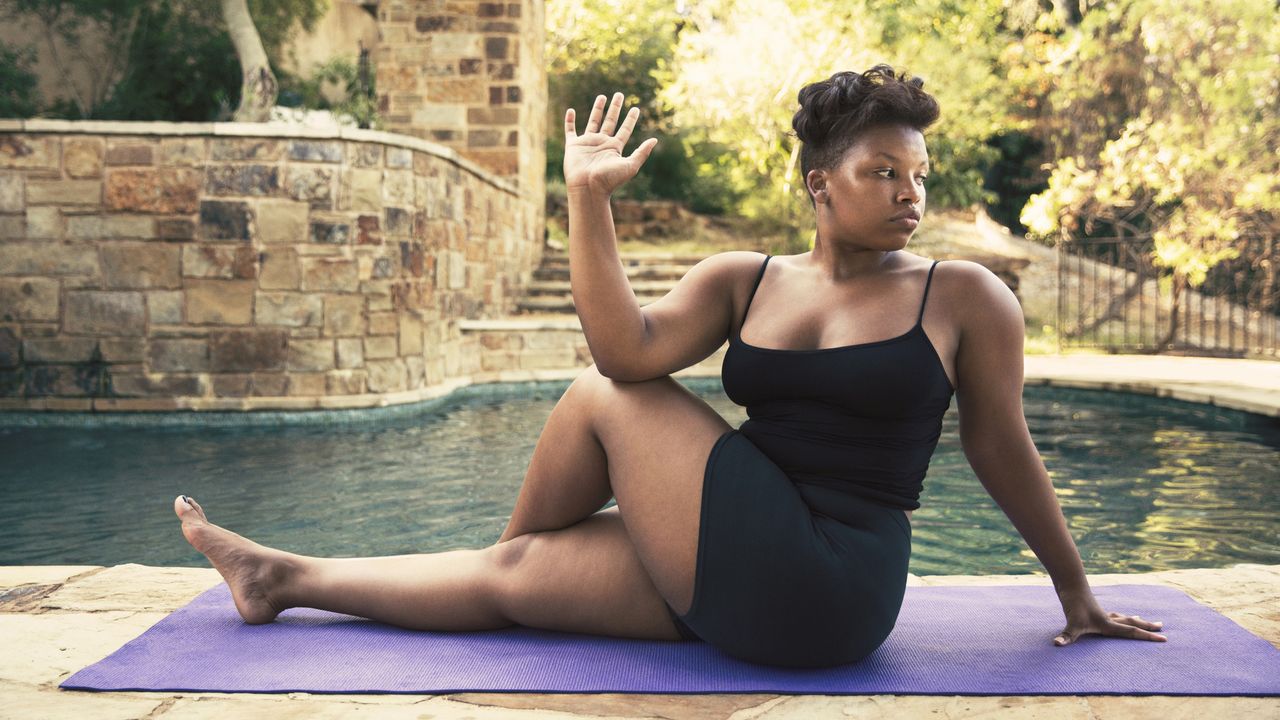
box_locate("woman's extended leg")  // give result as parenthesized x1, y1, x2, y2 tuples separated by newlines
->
(173, 363, 733, 637)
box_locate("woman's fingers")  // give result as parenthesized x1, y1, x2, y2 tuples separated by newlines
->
(599, 92, 625, 135)
(585, 94, 607, 134)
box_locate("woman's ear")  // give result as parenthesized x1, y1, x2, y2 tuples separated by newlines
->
(807, 170, 827, 204)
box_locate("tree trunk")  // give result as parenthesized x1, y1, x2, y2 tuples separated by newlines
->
(220, 0, 276, 122)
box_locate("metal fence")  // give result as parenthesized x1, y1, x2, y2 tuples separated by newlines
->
(1056, 235, 1278, 359)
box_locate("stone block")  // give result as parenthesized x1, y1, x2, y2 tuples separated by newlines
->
(287, 371, 327, 396)
(284, 165, 334, 209)
(288, 338, 335, 371)
(256, 292, 322, 327)
(0, 135, 59, 171)
(99, 338, 145, 362)
(109, 371, 205, 398)
(324, 295, 364, 336)
(311, 220, 350, 244)
(431, 33, 483, 58)
(348, 143, 382, 167)
(183, 244, 257, 280)
(340, 168, 382, 212)
(100, 243, 181, 289)
(64, 291, 145, 335)
(355, 215, 380, 245)
(0, 172, 22, 212)
(0, 279, 58, 322)
(251, 372, 289, 396)
(410, 104, 466, 128)
(212, 373, 252, 397)
(302, 258, 359, 292)
(258, 247, 302, 290)
(326, 369, 366, 394)
(0, 327, 17, 368)
(365, 358, 406, 392)
(384, 207, 412, 236)
(336, 337, 364, 369)
(383, 169, 414, 206)
(147, 291, 184, 324)
(105, 168, 200, 213)
(427, 77, 486, 104)
(27, 180, 101, 206)
(386, 148, 412, 168)
(257, 198, 311, 244)
(159, 139, 205, 166)
(449, 250, 467, 289)
(186, 279, 254, 325)
(206, 164, 280, 197)
(24, 206, 61, 239)
(149, 338, 210, 372)
(288, 141, 343, 163)
(157, 218, 196, 241)
(211, 139, 281, 161)
(199, 200, 253, 241)
(400, 241, 425, 277)
(209, 330, 288, 372)
(404, 354, 425, 389)
(372, 256, 395, 279)
(66, 214, 154, 239)
(0, 243, 98, 275)
(368, 311, 397, 335)
(104, 143, 154, 166)
(399, 313, 423, 355)
(26, 363, 109, 397)
(21, 337, 98, 363)
(364, 335, 397, 360)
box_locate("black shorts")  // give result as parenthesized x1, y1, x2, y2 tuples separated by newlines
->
(665, 429, 913, 668)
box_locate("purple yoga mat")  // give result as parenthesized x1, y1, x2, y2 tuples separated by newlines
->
(61, 582, 1280, 695)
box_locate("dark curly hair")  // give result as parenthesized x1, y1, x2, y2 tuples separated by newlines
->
(791, 64, 940, 206)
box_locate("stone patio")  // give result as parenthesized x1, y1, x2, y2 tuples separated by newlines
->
(2, 351, 1278, 717)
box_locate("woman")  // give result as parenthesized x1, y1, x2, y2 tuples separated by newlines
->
(174, 65, 1166, 668)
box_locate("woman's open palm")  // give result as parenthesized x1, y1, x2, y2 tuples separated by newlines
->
(564, 92, 658, 197)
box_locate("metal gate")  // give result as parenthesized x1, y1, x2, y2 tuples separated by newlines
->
(1056, 235, 1278, 359)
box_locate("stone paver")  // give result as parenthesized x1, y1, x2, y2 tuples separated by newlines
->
(2, 563, 1276, 719)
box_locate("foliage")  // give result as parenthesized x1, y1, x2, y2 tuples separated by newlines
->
(1020, 0, 1278, 291)
(278, 54, 379, 129)
(546, 0, 721, 206)
(0, 45, 40, 117)
(0, 0, 325, 120)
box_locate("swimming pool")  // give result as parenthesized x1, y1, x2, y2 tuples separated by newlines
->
(1, 379, 1276, 575)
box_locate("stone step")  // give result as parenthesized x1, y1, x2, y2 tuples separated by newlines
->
(523, 279, 677, 296)
(515, 295, 666, 313)
(533, 263, 695, 282)
(540, 252, 709, 266)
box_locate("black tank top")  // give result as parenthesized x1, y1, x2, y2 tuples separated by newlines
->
(721, 255, 955, 511)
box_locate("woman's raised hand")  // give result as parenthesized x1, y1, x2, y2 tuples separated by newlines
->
(563, 92, 658, 197)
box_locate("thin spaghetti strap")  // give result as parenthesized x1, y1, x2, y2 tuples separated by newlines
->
(917, 260, 941, 326)
(736, 255, 772, 338)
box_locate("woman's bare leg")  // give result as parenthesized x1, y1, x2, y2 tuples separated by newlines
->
(175, 495, 507, 630)
(174, 363, 733, 635)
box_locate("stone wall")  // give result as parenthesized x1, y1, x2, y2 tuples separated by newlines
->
(0, 121, 543, 411)
(375, 0, 546, 205)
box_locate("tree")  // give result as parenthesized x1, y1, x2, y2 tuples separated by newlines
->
(221, 0, 277, 121)
(1020, 0, 1278, 347)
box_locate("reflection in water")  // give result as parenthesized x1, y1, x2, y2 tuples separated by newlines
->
(0, 382, 1276, 575)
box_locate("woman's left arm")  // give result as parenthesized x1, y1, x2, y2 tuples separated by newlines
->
(949, 262, 1166, 647)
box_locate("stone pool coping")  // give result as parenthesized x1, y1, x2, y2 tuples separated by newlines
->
(3, 352, 1279, 424)
(2, 563, 1277, 718)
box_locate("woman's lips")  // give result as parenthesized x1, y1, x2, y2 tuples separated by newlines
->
(890, 217, 919, 228)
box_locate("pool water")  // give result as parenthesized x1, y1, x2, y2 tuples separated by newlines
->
(1, 380, 1276, 576)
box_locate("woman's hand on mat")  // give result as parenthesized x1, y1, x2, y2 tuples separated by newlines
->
(563, 92, 658, 197)
(1053, 593, 1167, 646)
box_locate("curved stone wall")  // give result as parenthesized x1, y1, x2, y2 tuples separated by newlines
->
(0, 121, 544, 411)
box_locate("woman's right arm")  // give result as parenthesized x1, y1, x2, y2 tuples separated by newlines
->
(564, 93, 751, 381)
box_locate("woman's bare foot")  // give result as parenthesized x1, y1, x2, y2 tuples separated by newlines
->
(174, 495, 299, 624)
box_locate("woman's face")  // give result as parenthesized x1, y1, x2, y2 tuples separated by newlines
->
(808, 123, 929, 250)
